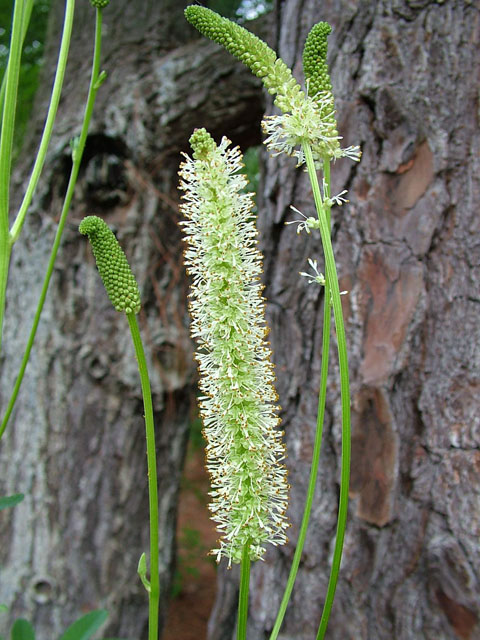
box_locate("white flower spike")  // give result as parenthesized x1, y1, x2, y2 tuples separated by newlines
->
(179, 128, 290, 566)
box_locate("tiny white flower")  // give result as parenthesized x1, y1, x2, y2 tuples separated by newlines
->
(285, 205, 320, 234)
(333, 145, 362, 162)
(262, 92, 341, 166)
(299, 258, 326, 285)
(325, 189, 350, 208)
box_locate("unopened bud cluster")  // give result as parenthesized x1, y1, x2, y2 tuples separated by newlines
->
(90, 0, 109, 8)
(185, 6, 360, 165)
(79, 215, 141, 315)
(179, 129, 289, 565)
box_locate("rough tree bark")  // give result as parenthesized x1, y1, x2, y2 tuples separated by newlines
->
(209, 1, 480, 639)
(1, 1, 478, 640)
(0, 1, 264, 638)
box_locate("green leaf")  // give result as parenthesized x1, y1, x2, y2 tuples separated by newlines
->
(10, 619, 35, 640)
(93, 70, 107, 90)
(58, 610, 108, 640)
(137, 552, 150, 593)
(0, 604, 8, 613)
(0, 494, 24, 511)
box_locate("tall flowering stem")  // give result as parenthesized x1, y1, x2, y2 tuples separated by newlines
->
(79, 216, 159, 640)
(303, 146, 352, 640)
(179, 129, 289, 633)
(185, 7, 360, 639)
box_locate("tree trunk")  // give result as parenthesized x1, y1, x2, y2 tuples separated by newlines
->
(209, 1, 480, 639)
(0, 2, 263, 638)
(2, 1, 479, 640)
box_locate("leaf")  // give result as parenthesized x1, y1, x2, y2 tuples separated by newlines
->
(0, 604, 8, 613)
(0, 494, 24, 511)
(137, 552, 150, 593)
(58, 610, 108, 640)
(10, 619, 35, 640)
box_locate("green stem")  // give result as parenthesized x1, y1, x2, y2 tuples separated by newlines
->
(302, 142, 351, 640)
(10, 0, 75, 244)
(0, 0, 25, 347)
(0, 0, 24, 219)
(0, 5, 103, 441)
(269, 162, 333, 640)
(237, 544, 251, 640)
(127, 312, 160, 640)
(0, 0, 34, 126)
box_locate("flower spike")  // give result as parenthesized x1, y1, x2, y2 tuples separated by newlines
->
(185, 5, 304, 114)
(79, 215, 141, 314)
(179, 128, 289, 565)
(303, 22, 334, 99)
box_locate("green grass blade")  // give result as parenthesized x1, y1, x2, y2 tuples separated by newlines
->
(10, 619, 35, 640)
(0, 493, 24, 511)
(58, 610, 108, 640)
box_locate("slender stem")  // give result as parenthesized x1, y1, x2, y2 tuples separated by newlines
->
(302, 142, 351, 640)
(0, 240, 12, 352)
(0, 6, 103, 440)
(0, 0, 24, 221)
(269, 162, 333, 640)
(0, 0, 34, 127)
(237, 544, 251, 640)
(0, 0, 25, 347)
(127, 312, 160, 640)
(10, 0, 76, 244)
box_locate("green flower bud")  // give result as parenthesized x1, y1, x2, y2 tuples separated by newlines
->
(90, 0, 109, 8)
(79, 216, 141, 315)
(303, 22, 333, 97)
(189, 128, 217, 161)
(302, 21, 339, 136)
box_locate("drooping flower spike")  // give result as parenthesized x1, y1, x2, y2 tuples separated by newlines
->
(185, 5, 304, 114)
(179, 128, 290, 565)
(185, 6, 360, 166)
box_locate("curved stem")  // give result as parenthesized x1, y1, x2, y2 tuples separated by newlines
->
(0, 0, 34, 128)
(0, 6, 104, 440)
(302, 142, 351, 640)
(0, 0, 25, 347)
(10, 0, 76, 244)
(0, 0, 24, 221)
(237, 544, 251, 640)
(127, 312, 160, 640)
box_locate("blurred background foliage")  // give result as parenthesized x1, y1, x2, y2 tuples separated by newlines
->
(0, 0, 271, 160)
(207, 0, 272, 21)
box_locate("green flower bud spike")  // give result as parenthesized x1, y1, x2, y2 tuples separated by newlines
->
(303, 22, 334, 98)
(79, 215, 141, 314)
(184, 5, 304, 114)
(80, 214, 158, 639)
(90, 0, 109, 8)
(185, 6, 360, 165)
